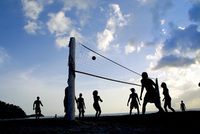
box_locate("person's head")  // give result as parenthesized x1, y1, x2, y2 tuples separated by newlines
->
(37, 96, 40, 100)
(142, 72, 148, 79)
(161, 82, 167, 88)
(181, 100, 183, 103)
(93, 90, 98, 96)
(79, 93, 82, 97)
(130, 88, 135, 93)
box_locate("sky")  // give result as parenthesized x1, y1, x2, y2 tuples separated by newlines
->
(0, 0, 200, 116)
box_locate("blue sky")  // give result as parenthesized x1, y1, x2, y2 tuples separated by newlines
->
(0, 0, 200, 116)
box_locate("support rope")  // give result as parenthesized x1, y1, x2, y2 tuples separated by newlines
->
(75, 70, 141, 87)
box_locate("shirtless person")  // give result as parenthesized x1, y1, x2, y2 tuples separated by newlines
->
(33, 96, 43, 119)
(140, 72, 164, 114)
(76, 93, 86, 118)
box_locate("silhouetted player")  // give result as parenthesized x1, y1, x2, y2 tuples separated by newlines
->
(161, 82, 175, 112)
(140, 72, 164, 114)
(180, 101, 186, 112)
(76, 93, 86, 118)
(33, 96, 43, 119)
(93, 90, 103, 117)
(127, 88, 140, 115)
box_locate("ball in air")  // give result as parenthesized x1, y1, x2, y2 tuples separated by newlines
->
(92, 56, 96, 60)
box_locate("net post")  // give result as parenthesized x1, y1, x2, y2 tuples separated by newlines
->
(67, 37, 76, 121)
(155, 78, 161, 107)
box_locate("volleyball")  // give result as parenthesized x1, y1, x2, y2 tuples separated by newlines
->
(92, 56, 96, 60)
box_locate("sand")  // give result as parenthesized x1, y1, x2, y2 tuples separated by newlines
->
(0, 111, 199, 134)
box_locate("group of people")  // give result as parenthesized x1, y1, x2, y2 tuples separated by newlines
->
(75, 90, 103, 118)
(127, 72, 187, 115)
(75, 72, 187, 118)
(33, 72, 187, 119)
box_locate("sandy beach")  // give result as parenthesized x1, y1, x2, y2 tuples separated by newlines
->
(0, 111, 199, 134)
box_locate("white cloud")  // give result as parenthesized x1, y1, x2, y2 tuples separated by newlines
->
(22, 0, 54, 35)
(125, 37, 144, 54)
(100, 7, 104, 12)
(61, 0, 96, 11)
(24, 20, 41, 35)
(55, 29, 83, 48)
(97, 4, 129, 51)
(70, 29, 83, 42)
(125, 44, 135, 54)
(22, 0, 43, 20)
(97, 29, 114, 51)
(178, 26, 185, 30)
(137, 0, 149, 5)
(47, 11, 73, 36)
(0, 47, 9, 66)
(137, 42, 144, 52)
(161, 19, 165, 25)
(112, 44, 121, 53)
(55, 36, 70, 48)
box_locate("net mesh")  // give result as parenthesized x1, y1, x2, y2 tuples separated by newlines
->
(75, 43, 141, 86)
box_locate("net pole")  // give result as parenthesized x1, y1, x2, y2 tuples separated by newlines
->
(67, 37, 76, 121)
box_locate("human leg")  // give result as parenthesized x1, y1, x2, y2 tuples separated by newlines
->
(137, 107, 140, 115)
(168, 103, 175, 112)
(164, 101, 168, 112)
(155, 102, 164, 113)
(129, 109, 132, 115)
(142, 101, 147, 114)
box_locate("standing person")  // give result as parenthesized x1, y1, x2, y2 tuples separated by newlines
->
(140, 72, 164, 114)
(127, 88, 140, 115)
(76, 93, 86, 118)
(93, 90, 103, 117)
(180, 101, 186, 112)
(33, 96, 43, 119)
(161, 82, 175, 112)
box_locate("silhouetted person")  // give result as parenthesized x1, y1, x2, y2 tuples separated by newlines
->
(127, 88, 140, 115)
(93, 90, 103, 117)
(161, 82, 175, 112)
(64, 87, 68, 118)
(180, 101, 186, 112)
(76, 93, 86, 118)
(140, 72, 164, 114)
(33, 96, 43, 119)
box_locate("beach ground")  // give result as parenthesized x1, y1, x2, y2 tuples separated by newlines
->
(0, 111, 199, 134)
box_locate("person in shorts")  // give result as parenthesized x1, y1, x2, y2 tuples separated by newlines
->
(127, 88, 140, 115)
(33, 96, 43, 119)
(140, 72, 164, 114)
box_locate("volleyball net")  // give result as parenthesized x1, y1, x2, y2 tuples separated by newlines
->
(75, 42, 142, 87)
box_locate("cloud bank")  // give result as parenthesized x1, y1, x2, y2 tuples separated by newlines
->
(97, 4, 130, 51)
